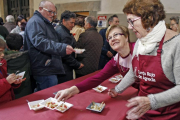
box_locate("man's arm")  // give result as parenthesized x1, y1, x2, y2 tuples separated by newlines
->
(26, 21, 68, 57)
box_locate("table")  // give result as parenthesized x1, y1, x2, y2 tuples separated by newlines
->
(0, 71, 138, 120)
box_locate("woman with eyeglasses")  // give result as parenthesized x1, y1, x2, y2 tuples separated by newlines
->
(55, 25, 135, 101)
(108, 0, 180, 119)
(170, 16, 180, 33)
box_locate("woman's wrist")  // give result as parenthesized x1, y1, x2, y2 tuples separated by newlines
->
(148, 94, 158, 110)
(69, 86, 80, 96)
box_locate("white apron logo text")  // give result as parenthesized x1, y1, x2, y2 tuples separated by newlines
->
(137, 70, 156, 82)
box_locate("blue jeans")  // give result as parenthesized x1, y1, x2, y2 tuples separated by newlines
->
(33, 75, 58, 92)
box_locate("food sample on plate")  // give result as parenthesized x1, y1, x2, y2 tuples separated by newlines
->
(110, 78, 118, 82)
(31, 103, 40, 108)
(74, 48, 85, 54)
(93, 85, 107, 93)
(115, 74, 123, 79)
(96, 86, 103, 91)
(56, 103, 68, 111)
(16, 75, 22, 79)
(46, 102, 58, 109)
(91, 102, 105, 111)
(28, 99, 45, 111)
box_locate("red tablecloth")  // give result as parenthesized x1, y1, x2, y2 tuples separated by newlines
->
(0, 71, 138, 120)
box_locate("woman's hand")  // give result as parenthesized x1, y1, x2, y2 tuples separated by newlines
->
(55, 86, 80, 102)
(126, 96, 151, 120)
(108, 88, 118, 97)
(6, 74, 16, 84)
(14, 78, 26, 84)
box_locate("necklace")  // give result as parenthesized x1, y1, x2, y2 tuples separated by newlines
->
(117, 53, 130, 73)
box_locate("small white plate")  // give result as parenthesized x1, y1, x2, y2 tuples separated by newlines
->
(74, 48, 85, 54)
(40, 97, 60, 110)
(115, 74, 123, 79)
(27, 99, 45, 111)
(55, 102, 73, 113)
(16, 71, 25, 81)
(86, 102, 105, 112)
(109, 77, 121, 83)
(93, 85, 107, 93)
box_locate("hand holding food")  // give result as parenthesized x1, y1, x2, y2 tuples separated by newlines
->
(108, 88, 118, 97)
(14, 77, 26, 84)
(55, 86, 80, 102)
(6, 73, 16, 84)
(66, 45, 75, 55)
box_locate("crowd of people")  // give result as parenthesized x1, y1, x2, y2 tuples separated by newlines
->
(1, 0, 180, 119)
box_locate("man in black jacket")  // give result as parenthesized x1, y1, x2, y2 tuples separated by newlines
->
(24, 1, 75, 91)
(55, 11, 84, 83)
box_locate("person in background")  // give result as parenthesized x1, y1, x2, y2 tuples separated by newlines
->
(170, 16, 180, 33)
(55, 25, 135, 101)
(0, 17, 9, 41)
(19, 22, 27, 43)
(0, 38, 26, 104)
(108, 0, 180, 119)
(24, 1, 75, 91)
(71, 16, 85, 41)
(4, 33, 31, 99)
(55, 10, 83, 83)
(98, 15, 119, 70)
(10, 15, 26, 33)
(3, 15, 16, 33)
(75, 16, 103, 78)
(0, 17, 4, 25)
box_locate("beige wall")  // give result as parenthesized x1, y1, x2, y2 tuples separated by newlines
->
(97, 0, 180, 42)
(0, 0, 8, 21)
(30, 0, 180, 42)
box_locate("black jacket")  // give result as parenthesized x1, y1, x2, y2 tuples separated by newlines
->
(55, 25, 80, 76)
(4, 51, 32, 99)
(24, 11, 67, 75)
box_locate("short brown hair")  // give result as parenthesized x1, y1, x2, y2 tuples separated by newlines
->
(0, 38, 6, 49)
(123, 0, 166, 29)
(106, 25, 130, 42)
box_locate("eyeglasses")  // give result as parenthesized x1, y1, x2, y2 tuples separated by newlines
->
(107, 33, 124, 42)
(170, 23, 176, 26)
(127, 17, 141, 27)
(43, 8, 57, 16)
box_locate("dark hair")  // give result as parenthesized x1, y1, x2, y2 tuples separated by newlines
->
(108, 14, 118, 23)
(0, 17, 4, 25)
(6, 33, 23, 50)
(60, 10, 76, 23)
(123, 0, 166, 29)
(0, 38, 6, 49)
(75, 16, 84, 27)
(20, 22, 27, 31)
(85, 16, 97, 28)
(16, 15, 26, 25)
(170, 16, 179, 24)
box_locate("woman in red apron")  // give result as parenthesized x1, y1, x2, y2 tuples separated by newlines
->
(108, 0, 180, 119)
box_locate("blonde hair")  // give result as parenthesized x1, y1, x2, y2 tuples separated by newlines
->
(106, 25, 130, 42)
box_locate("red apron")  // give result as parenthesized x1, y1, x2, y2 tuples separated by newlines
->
(132, 36, 180, 120)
